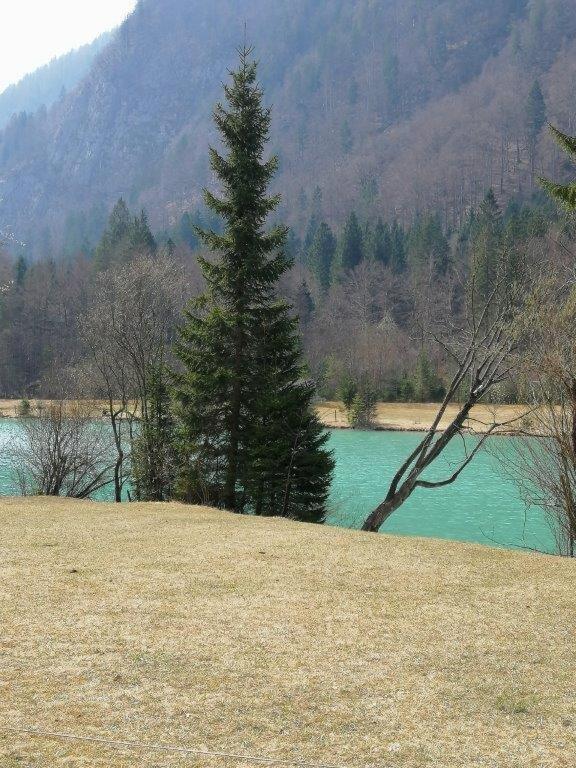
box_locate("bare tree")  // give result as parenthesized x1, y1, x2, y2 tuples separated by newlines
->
(504, 277, 576, 556)
(80, 256, 184, 501)
(362, 278, 527, 532)
(12, 400, 115, 498)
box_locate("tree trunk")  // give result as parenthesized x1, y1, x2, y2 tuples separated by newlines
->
(361, 483, 415, 532)
(110, 410, 124, 504)
(114, 455, 123, 503)
(223, 323, 243, 511)
(570, 379, 576, 459)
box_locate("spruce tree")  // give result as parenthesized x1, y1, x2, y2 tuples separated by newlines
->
(173, 47, 333, 522)
(293, 281, 314, 324)
(472, 189, 503, 302)
(130, 210, 157, 255)
(526, 80, 546, 144)
(390, 220, 406, 273)
(14, 256, 27, 287)
(303, 212, 320, 259)
(93, 199, 156, 269)
(540, 125, 576, 210)
(369, 218, 391, 265)
(93, 198, 131, 270)
(132, 364, 176, 502)
(309, 222, 336, 291)
(334, 211, 364, 278)
(407, 214, 449, 276)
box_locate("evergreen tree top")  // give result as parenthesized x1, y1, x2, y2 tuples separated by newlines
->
(195, 46, 289, 298)
(479, 189, 502, 221)
(540, 124, 576, 211)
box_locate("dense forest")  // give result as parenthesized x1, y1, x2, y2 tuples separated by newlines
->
(0, 186, 566, 404)
(1, 0, 576, 256)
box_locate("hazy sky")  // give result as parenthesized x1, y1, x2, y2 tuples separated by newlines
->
(0, 0, 138, 92)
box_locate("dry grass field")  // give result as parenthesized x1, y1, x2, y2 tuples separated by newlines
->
(0, 400, 20, 418)
(317, 402, 530, 434)
(1, 498, 575, 767)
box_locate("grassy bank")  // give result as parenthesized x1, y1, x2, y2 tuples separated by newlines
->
(317, 401, 529, 434)
(1, 498, 574, 767)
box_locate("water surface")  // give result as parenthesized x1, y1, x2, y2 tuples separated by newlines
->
(0, 420, 555, 552)
(327, 429, 553, 551)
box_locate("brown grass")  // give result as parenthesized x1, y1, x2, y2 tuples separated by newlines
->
(0, 400, 21, 418)
(0, 400, 132, 419)
(317, 401, 530, 434)
(1, 498, 575, 767)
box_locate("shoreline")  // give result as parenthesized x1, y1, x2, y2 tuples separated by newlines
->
(316, 401, 531, 436)
(0, 399, 531, 435)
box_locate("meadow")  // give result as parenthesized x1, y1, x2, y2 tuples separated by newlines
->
(1, 498, 575, 767)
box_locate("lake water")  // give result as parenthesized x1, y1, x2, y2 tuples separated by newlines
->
(0, 420, 555, 552)
(327, 429, 554, 552)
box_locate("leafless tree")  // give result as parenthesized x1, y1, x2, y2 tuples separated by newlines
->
(307, 261, 413, 394)
(503, 276, 576, 556)
(362, 276, 528, 532)
(11, 400, 115, 498)
(80, 256, 184, 501)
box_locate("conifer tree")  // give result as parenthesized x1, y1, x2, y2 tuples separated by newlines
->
(293, 281, 314, 324)
(334, 211, 364, 278)
(309, 222, 336, 291)
(369, 218, 391, 265)
(93, 199, 156, 269)
(130, 210, 157, 255)
(408, 214, 449, 276)
(303, 212, 320, 259)
(540, 125, 576, 210)
(93, 198, 131, 270)
(14, 256, 27, 287)
(173, 48, 333, 522)
(472, 189, 503, 301)
(526, 80, 546, 147)
(132, 364, 176, 502)
(390, 220, 406, 273)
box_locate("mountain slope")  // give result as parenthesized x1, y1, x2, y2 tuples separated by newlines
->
(1, 0, 575, 257)
(0, 33, 112, 131)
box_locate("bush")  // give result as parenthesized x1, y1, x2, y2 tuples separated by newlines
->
(348, 388, 378, 429)
(338, 377, 358, 411)
(11, 400, 115, 498)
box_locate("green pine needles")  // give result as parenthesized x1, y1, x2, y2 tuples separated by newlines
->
(173, 48, 334, 523)
(540, 124, 576, 211)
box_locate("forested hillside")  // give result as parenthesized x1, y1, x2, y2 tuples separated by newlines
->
(1, 0, 575, 256)
(0, 33, 111, 130)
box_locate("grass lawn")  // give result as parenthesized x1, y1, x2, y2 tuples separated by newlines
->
(1, 497, 575, 767)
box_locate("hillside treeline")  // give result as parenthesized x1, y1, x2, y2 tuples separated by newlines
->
(0, 190, 564, 403)
(0, 33, 111, 131)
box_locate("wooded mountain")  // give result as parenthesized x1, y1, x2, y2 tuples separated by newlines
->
(0, 33, 111, 130)
(1, 0, 575, 257)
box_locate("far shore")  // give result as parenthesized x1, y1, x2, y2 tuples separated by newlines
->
(1, 398, 531, 435)
(317, 401, 531, 435)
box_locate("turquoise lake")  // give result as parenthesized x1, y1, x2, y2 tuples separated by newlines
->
(0, 420, 555, 552)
